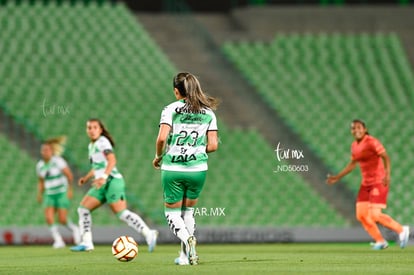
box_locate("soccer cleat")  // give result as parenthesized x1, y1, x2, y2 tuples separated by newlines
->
(371, 241, 389, 250)
(53, 240, 66, 249)
(146, 230, 159, 253)
(70, 244, 94, 252)
(187, 236, 198, 265)
(399, 225, 410, 249)
(174, 255, 189, 265)
(174, 243, 189, 265)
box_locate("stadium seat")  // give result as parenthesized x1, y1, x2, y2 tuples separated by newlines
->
(1, 1, 382, 228)
(222, 33, 414, 224)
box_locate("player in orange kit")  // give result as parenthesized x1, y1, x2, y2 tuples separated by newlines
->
(326, 119, 409, 250)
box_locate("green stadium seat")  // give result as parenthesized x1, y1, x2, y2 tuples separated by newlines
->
(5, 2, 396, 228)
(222, 33, 414, 225)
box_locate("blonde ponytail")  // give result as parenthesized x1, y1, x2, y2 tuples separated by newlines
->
(44, 136, 67, 156)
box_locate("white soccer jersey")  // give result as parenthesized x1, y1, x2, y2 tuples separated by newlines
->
(159, 100, 218, 172)
(36, 156, 69, 195)
(88, 135, 122, 179)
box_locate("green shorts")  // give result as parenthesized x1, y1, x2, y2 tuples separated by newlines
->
(86, 177, 126, 204)
(43, 192, 70, 209)
(161, 170, 207, 204)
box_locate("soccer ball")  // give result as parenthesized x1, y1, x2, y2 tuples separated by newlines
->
(112, 236, 138, 262)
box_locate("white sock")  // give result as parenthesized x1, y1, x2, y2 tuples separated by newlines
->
(49, 224, 64, 243)
(179, 242, 187, 258)
(77, 207, 93, 245)
(183, 207, 195, 236)
(65, 219, 81, 245)
(165, 209, 190, 244)
(178, 207, 195, 256)
(65, 219, 77, 232)
(118, 209, 150, 237)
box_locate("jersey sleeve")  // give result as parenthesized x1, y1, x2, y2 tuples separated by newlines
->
(36, 162, 42, 178)
(55, 156, 68, 170)
(351, 143, 356, 161)
(372, 137, 386, 155)
(97, 137, 114, 154)
(159, 105, 173, 126)
(207, 111, 218, 131)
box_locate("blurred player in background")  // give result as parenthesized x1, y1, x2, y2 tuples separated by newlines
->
(36, 136, 80, 248)
(70, 118, 158, 252)
(326, 119, 409, 250)
(153, 72, 219, 265)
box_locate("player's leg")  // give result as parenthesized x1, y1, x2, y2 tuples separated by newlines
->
(182, 198, 196, 237)
(57, 193, 80, 245)
(162, 170, 192, 263)
(174, 198, 195, 265)
(181, 198, 198, 265)
(356, 202, 385, 241)
(70, 193, 102, 252)
(111, 202, 158, 252)
(356, 186, 387, 250)
(175, 198, 195, 264)
(356, 202, 388, 249)
(45, 205, 65, 249)
(369, 184, 409, 248)
(182, 171, 206, 236)
(165, 200, 193, 259)
(57, 208, 80, 245)
(371, 207, 402, 232)
(107, 178, 158, 252)
(371, 206, 409, 248)
(43, 194, 65, 248)
(181, 171, 206, 265)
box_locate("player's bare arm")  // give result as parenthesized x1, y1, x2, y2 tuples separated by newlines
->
(153, 123, 171, 169)
(380, 151, 391, 187)
(326, 160, 357, 185)
(206, 130, 218, 153)
(79, 169, 95, 186)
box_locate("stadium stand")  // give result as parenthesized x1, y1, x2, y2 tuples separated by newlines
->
(0, 0, 350, 227)
(222, 33, 414, 223)
(0, 0, 173, 226)
(0, 134, 44, 225)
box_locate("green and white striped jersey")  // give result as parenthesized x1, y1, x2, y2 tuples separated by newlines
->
(88, 135, 122, 179)
(36, 156, 69, 195)
(159, 100, 218, 172)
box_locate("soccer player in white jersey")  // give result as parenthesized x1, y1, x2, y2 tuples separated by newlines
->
(71, 118, 158, 252)
(153, 72, 219, 265)
(36, 136, 80, 248)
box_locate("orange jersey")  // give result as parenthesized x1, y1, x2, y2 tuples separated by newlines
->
(351, 135, 386, 186)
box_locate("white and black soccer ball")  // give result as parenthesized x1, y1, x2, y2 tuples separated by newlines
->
(112, 236, 138, 262)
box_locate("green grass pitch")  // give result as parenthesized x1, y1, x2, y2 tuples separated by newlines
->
(0, 243, 413, 274)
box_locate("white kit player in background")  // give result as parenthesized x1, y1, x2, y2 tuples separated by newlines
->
(36, 136, 81, 248)
(71, 118, 158, 252)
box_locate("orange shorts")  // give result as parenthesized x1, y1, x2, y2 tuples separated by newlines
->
(356, 183, 388, 208)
